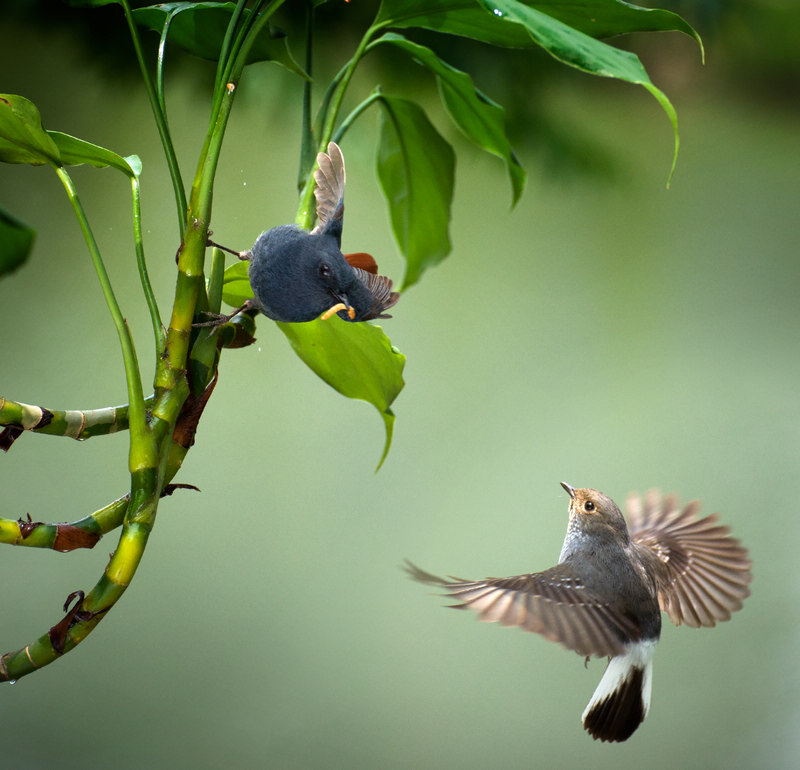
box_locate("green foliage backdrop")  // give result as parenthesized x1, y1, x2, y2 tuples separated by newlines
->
(1, 1, 798, 768)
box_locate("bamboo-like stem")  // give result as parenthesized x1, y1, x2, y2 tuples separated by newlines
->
(0, 496, 128, 550)
(0, 514, 152, 682)
(0, 396, 152, 441)
(120, 0, 187, 234)
(0, 0, 280, 686)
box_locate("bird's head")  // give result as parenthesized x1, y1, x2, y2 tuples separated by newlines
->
(560, 482, 629, 540)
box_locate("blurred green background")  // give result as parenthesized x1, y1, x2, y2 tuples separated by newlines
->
(1, 3, 798, 768)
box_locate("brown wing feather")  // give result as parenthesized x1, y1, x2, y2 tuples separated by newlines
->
(404, 561, 641, 658)
(627, 491, 751, 628)
(353, 267, 400, 320)
(344, 252, 379, 274)
(311, 142, 345, 237)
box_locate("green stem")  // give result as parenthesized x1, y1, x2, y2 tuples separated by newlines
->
(332, 91, 382, 145)
(298, 0, 316, 191)
(298, 24, 380, 228)
(213, 0, 249, 94)
(131, 176, 164, 356)
(53, 166, 154, 474)
(120, 0, 187, 235)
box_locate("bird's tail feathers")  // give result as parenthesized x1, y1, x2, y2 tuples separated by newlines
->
(582, 639, 656, 743)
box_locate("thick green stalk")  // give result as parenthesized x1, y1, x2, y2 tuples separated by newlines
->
(120, 0, 187, 234)
(162, 0, 286, 388)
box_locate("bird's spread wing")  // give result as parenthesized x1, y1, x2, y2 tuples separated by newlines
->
(404, 560, 640, 658)
(352, 267, 400, 320)
(627, 490, 751, 628)
(312, 142, 345, 244)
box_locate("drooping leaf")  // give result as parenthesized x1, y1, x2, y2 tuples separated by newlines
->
(474, 0, 682, 180)
(277, 319, 406, 469)
(376, 95, 455, 290)
(48, 132, 141, 177)
(375, 0, 701, 50)
(372, 33, 524, 205)
(132, 3, 308, 78)
(0, 94, 61, 167)
(0, 206, 35, 278)
(221, 260, 253, 308)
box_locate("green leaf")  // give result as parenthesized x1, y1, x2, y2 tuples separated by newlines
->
(65, 0, 120, 7)
(48, 132, 141, 177)
(0, 206, 35, 278)
(475, 0, 681, 181)
(132, 3, 308, 78)
(277, 318, 406, 469)
(376, 0, 701, 51)
(221, 260, 253, 308)
(221, 261, 404, 466)
(376, 95, 455, 290)
(0, 94, 61, 167)
(372, 33, 524, 205)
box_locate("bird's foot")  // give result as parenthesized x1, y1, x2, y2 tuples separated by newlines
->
(206, 236, 250, 260)
(193, 301, 254, 328)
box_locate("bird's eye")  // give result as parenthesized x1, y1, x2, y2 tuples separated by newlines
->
(319, 263, 332, 278)
(584, 501, 595, 512)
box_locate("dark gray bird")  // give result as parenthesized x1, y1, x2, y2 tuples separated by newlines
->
(406, 483, 751, 742)
(248, 142, 398, 323)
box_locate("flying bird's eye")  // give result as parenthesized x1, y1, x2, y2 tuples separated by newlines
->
(584, 501, 595, 512)
(319, 263, 332, 278)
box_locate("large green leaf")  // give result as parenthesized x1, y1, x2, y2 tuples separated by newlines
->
(221, 260, 405, 467)
(376, 0, 701, 49)
(277, 319, 406, 469)
(376, 95, 455, 290)
(475, 0, 681, 180)
(372, 33, 524, 206)
(132, 3, 308, 78)
(0, 206, 35, 278)
(49, 131, 141, 177)
(0, 94, 61, 167)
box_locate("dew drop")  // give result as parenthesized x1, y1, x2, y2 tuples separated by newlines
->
(493, 8, 503, 16)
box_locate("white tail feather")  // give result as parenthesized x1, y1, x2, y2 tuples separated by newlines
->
(581, 639, 656, 742)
